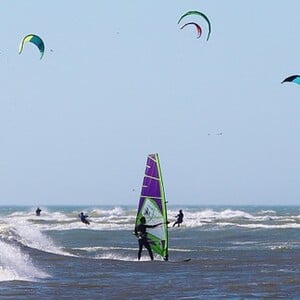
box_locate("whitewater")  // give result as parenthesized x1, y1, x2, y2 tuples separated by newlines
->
(0, 205, 299, 299)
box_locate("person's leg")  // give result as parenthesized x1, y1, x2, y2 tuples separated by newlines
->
(138, 239, 143, 260)
(144, 240, 154, 260)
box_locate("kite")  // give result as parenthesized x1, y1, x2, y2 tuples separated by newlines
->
(19, 34, 45, 59)
(180, 22, 202, 39)
(178, 11, 211, 41)
(281, 75, 300, 85)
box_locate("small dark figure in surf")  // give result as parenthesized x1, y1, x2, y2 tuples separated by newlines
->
(134, 216, 162, 261)
(173, 209, 184, 227)
(79, 212, 90, 225)
(36, 207, 42, 216)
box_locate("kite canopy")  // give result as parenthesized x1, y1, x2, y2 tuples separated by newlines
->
(281, 75, 300, 85)
(19, 34, 45, 59)
(180, 22, 202, 39)
(178, 10, 211, 41)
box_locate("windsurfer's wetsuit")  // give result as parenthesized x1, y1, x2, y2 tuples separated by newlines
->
(135, 223, 160, 261)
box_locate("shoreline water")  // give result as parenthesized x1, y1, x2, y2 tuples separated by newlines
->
(0, 205, 299, 298)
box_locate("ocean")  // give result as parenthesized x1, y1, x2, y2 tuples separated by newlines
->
(0, 205, 299, 299)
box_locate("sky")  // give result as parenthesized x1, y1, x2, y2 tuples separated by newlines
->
(1, 1, 300, 206)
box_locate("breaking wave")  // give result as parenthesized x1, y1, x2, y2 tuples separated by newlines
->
(0, 240, 49, 282)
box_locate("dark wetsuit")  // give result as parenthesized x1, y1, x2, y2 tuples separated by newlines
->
(135, 223, 158, 260)
(36, 208, 41, 216)
(173, 211, 184, 227)
(79, 213, 90, 225)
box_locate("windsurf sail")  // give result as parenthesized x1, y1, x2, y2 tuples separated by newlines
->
(135, 153, 168, 261)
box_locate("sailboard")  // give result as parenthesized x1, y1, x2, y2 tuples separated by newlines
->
(135, 153, 169, 261)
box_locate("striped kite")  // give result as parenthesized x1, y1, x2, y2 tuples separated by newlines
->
(180, 22, 202, 39)
(178, 11, 211, 41)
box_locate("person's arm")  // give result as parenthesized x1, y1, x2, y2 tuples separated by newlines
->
(146, 223, 162, 228)
(134, 225, 138, 236)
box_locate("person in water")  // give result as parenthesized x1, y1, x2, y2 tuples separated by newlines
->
(134, 216, 162, 261)
(35, 207, 42, 216)
(79, 212, 90, 225)
(173, 209, 184, 227)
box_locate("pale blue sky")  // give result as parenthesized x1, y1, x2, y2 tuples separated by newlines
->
(0, 1, 300, 206)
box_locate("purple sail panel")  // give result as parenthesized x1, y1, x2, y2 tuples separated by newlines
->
(145, 155, 159, 179)
(137, 197, 145, 212)
(138, 154, 162, 212)
(141, 176, 160, 198)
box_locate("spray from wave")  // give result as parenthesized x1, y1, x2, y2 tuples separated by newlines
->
(14, 223, 71, 255)
(0, 240, 49, 282)
(3, 216, 75, 257)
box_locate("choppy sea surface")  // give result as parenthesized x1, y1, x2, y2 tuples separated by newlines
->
(0, 205, 299, 299)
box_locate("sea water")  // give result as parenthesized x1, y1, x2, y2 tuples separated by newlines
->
(0, 206, 299, 299)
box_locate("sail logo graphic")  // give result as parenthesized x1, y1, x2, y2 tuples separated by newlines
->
(142, 198, 162, 224)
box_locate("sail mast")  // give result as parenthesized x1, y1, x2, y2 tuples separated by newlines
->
(156, 154, 168, 260)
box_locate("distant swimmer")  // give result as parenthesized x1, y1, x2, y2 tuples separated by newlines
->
(36, 207, 42, 216)
(173, 209, 184, 227)
(134, 216, 162, 261)
(79, 212, 90, 225)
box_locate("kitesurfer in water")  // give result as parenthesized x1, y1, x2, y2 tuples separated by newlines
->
(79, 212, 90, 225)
(35, 207, 42, 216)
(134, 216, 162, 261)
(173, 209, 184, 227)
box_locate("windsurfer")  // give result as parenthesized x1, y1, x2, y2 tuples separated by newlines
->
(79, 212, 90, 225)
(173, 209, 184, 227)
(36, 207, 42, 216)
(134, 216, 162, 261)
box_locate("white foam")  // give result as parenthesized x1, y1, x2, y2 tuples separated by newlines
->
(0, 240, 49, 282)
(91, 207, 126, 217)
(3, 207, 300, 232)
(95, 253, 163, 261)
(269, 244, 291, 250)
(258, 210, 276, 215)
(8, 209, 69, 223)
(95, 253, 138, 261)
(216, 222, 300, 229)
(169, 208, 300, 229)
(169, 247, 196, 252)
(38, 221, 133, 231)
(73, 246, 136, 252)
(6, 218, 74, 257)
